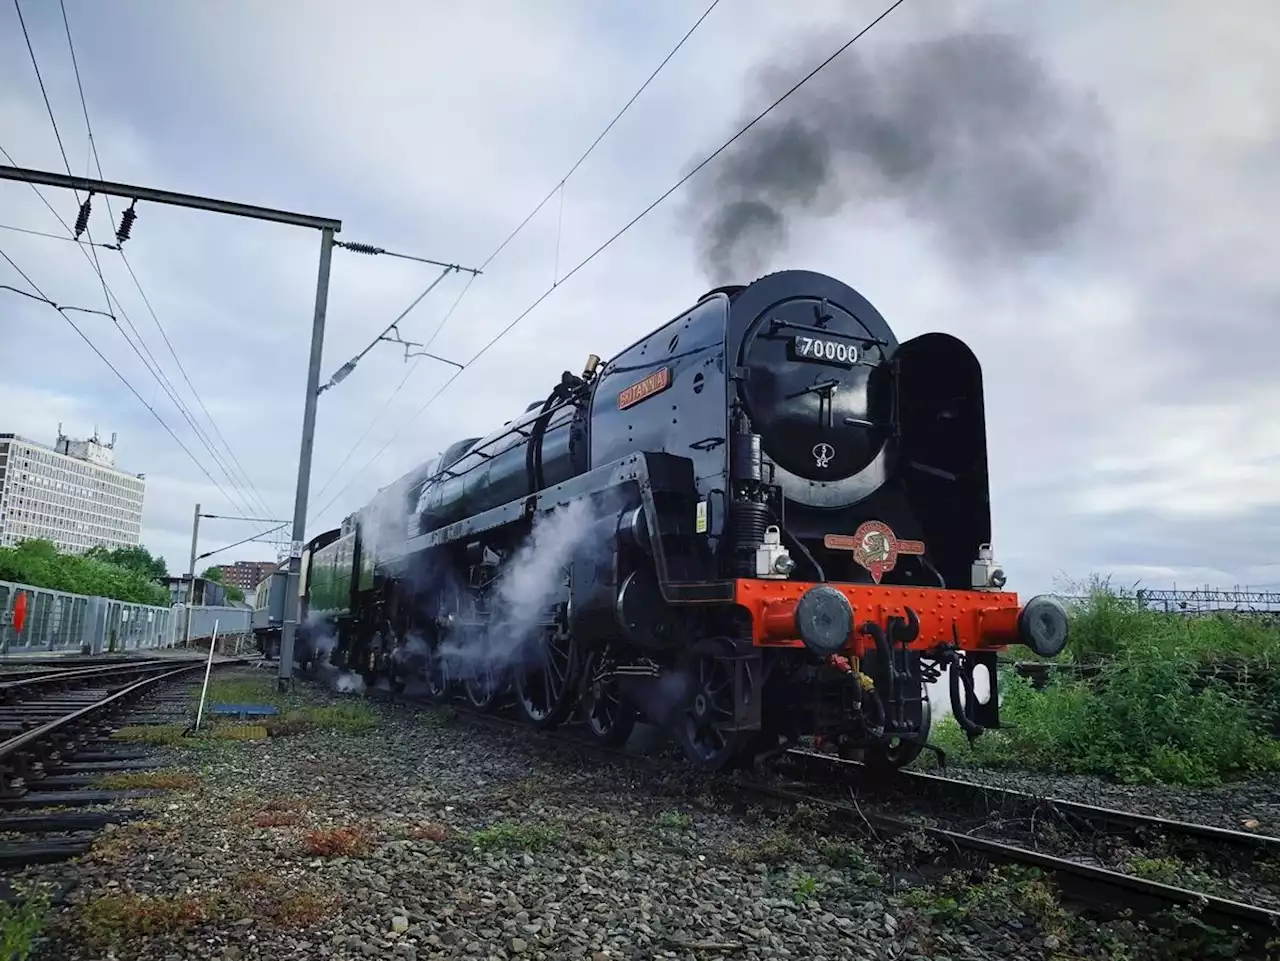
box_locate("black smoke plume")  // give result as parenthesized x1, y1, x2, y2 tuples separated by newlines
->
(684, 28, 1111, 282)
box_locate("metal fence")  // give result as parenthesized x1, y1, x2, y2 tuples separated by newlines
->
(0, 578, 178, 655)
(182, 605, 251, 641)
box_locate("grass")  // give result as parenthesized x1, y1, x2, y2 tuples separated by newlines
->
(78, 893, 227, 946)
(470, 821, 560, 853)
(933, 662, 1280, 786)
(97, 770, 200, 791)
(929, 583, 1280, 787)
(653, 808, 693, 830)
(109, 676, 378, 749)
(901, 865, 1072, 941)
(302, 825, 373, 857)
(1047, 577, 1280, 666)
(0, 887, 50, 961)
(76, 874, 337, 947)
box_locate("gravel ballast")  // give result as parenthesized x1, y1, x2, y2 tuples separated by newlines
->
(11, 664, 1272, 961)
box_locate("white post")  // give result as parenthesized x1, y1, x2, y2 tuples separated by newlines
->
(194, 619, 220, 732)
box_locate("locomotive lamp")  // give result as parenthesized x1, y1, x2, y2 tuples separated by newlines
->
(755, 526, 795, 579)
(971, 545, 1006, 591)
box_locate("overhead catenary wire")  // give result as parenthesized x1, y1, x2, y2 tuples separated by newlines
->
(55, 0, 277, 521)
(0, 221, 117, 249)
(0, 146, 261, 519)
(308, 0, 723, 520)
(0, 244, 257, 512)
(310, 0, 909, 525)
(9, 3, 266, 520)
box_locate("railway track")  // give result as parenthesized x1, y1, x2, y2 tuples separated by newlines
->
(351, 673, 1280, 953)
(768, 749, 1280, 948)
(0, 657, 252, 874)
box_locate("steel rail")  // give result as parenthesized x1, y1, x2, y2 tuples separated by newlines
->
(0, 658, 175, 695)
(741, 779, 1280, 947)
(784, 748, 1280, 857)
(0, 662, 208, 764)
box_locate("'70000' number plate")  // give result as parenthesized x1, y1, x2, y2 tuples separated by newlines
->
(791, 335, 859, 367)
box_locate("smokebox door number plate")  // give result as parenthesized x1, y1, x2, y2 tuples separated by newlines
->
(791, 336, 859, 367)
(618, 366, 672, 410)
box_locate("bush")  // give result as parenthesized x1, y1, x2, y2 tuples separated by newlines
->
(1054, 577, 1280, 666)
(934, 663, 1280, 786)
(0, 539, 169, 606)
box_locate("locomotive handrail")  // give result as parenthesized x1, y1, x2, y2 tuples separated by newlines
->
(430, 393, 579, 484)
(767, 317, 890, 346)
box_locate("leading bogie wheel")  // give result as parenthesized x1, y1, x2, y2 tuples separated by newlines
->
(672, 642, 755, 771)
(865, 682, 932, 770)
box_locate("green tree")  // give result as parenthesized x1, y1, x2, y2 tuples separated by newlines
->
(199, 566, 244, 604)
(0, 539, 169, 606)
(85, 545, 168, 583)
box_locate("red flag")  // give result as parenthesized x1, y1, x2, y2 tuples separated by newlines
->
(12, 592, 28, 634)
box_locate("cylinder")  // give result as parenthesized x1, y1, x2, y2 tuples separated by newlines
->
(730, 431, 762, 483)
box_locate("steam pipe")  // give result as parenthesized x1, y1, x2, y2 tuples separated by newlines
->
(949, 656, 986, 741)
(859, 621, 899, 732)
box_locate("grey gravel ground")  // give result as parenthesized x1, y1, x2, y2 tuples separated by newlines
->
(12, 665, 1274, 961)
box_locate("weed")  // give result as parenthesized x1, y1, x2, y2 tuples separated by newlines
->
(0, 886, 49, 961)
(408, 822, 449, 842)
(812, 838, 880, 884)
(470, 822, 560, 852)
(97, 770, 200, 791)
(110, 724, 190, 746)
(211, 724, 269, 740)
(302, 826, 372, 857)
(932, 656, 1280, 786)
(265, 714, 316, 737)
(254, 810, 302, 828)
(262, 892, 335, 927)
(1059, 578, 1280, 666)
(1126, 856, 1223, 894)
(78, 892, 234, 947)
(229, 871, 336, 927)
(792, 875, 820, 903)
(654, 809, 693, 830)
(300, 703, 377, 734)
(900, 865, 1072, 943)
(728, 830, 802, 865)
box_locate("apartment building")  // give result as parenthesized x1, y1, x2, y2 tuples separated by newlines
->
(0, 429, 146, 554)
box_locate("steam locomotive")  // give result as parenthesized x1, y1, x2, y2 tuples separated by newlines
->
(279, 269, 1069, 770)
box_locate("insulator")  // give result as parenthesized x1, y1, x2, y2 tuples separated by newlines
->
(73, 194, 92, 239)
(116, 201, 137, 244)
(343, 242, 382, 256)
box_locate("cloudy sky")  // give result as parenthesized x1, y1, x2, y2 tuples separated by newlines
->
(1, 0, 1276, 596)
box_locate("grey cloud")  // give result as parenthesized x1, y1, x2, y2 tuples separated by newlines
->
(681, 25, 1113, 284)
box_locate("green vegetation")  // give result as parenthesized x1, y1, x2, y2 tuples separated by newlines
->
(470, 821, 560, 852)
(1052, 577, 1280, 666)
(0, 539, 169, 606)
(86, 545, 168, 582)
(200, 566, 245, 604)
(931, 583, 1280, 786)
(204, 677, 378, 735)
(0, 886, 49, 961)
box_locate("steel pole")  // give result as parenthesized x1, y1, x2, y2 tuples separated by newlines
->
(279, 227, 335, 690)
(183, 503, 201, 649)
